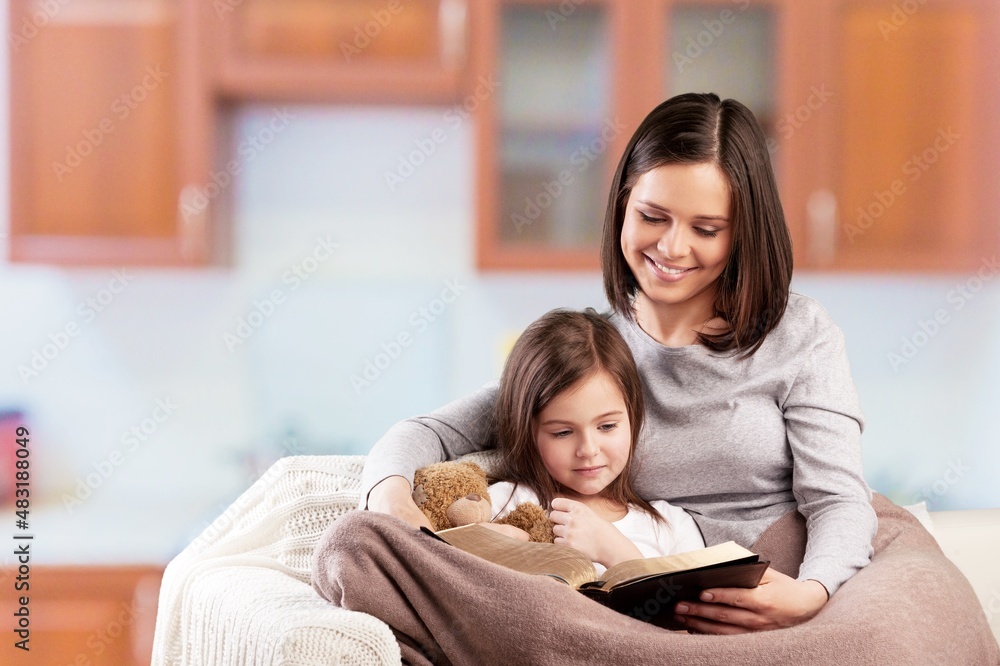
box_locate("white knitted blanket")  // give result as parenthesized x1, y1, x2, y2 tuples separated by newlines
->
(151, 455, 400, 666)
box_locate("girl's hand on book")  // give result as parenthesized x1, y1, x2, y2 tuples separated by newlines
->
(366, 475, 434, 531)
(672, 567, 829, 633)
(549, 498, 642, 567)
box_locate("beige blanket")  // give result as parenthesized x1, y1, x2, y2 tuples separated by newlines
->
(312, 494, 1000, 665)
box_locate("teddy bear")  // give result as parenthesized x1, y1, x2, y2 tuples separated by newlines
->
(412, 460, 555, 543)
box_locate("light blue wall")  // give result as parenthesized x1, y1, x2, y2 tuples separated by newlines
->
(1, 101, 998, 561)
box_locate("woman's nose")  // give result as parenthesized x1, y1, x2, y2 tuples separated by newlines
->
(658, 227, 688, 259)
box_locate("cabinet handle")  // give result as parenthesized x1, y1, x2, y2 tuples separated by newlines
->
(178, 184, 209, 263)
(806, 189, 837, 267)
(439, 0, 467, 68)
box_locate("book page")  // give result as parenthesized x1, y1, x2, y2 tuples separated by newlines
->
(598, 541, 757, 590)
(435, 524, 598, 588)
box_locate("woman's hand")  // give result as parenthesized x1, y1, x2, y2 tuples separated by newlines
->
(673, 567, 829, 633)
(366, 475, 434, 531)
(549, 497, 642, 567)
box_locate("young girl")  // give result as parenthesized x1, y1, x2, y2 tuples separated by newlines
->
(484, 308, 704, 569)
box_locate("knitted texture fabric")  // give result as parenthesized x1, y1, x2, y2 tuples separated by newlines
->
(151, 455, 399, 666)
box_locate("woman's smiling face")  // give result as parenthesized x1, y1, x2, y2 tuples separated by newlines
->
(620, 162, 734, 313)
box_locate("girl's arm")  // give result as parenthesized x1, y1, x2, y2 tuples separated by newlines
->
(363, 382, 499, 526)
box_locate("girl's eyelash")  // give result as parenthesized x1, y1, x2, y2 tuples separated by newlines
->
(638, 211, 660, 223)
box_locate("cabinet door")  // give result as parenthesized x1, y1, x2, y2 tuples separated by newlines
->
(9, 0, 213, 266)
(795, 0, 1000, 270)
(0, 566, 162, 666)
(213, 0, 468, 103)
(475, 0, 628, 270)
(663, 2, 779, 144)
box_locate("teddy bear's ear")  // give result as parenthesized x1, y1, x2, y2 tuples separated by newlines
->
(411, 484, 428, 506)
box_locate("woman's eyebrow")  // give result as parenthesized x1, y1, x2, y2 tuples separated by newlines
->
(636, 200, 728, 222)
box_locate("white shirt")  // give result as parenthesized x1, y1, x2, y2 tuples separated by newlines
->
(488, 481, 706, 573)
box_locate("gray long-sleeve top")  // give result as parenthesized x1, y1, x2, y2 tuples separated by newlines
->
(360, 293, 877, 595)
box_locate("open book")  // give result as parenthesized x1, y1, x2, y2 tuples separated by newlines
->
(425, 523, 769, 630)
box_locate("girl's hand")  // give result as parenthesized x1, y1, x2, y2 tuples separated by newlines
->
(549, 497, 642, 567)
(366, 475, 434, 531)
(673, 567, 829, 633)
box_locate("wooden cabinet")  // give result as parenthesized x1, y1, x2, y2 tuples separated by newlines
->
(474, 0, 1000, 271)
(213, 0, 469, 103)
(0, 566, 162, 666)
(8, 0, 470, 266)
(9, 0, 215, 266)
(785, 0, 1000, 271)
(11, 0, 995, 270)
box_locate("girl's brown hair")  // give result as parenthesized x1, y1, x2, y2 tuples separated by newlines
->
(487, 308, 662, 522)
(602, 92, 793, 357)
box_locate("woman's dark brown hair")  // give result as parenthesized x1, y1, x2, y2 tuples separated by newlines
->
(487, 308, 663, 522)
(602, 92, 793, 356)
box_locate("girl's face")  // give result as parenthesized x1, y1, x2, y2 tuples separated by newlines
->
(533, 371, 631, 501)
(620, 162, 733, 315)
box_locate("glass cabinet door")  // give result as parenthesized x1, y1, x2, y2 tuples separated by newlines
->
(664, 5, 778, 148)
(481, 2, 612, 268)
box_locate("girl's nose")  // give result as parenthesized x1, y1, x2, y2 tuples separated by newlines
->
(576, 433, 599, 458)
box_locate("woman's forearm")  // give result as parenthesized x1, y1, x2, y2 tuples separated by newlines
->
(360, 382, 500, 506)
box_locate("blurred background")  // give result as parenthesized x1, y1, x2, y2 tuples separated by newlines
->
(1, 0, 998, 663)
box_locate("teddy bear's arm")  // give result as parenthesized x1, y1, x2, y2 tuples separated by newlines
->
(496, 503, 555, 544)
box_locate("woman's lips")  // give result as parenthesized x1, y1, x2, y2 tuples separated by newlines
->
(645, 255, 696, 282)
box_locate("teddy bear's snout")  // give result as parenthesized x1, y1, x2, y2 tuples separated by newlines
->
(465, 493, 481, 502)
